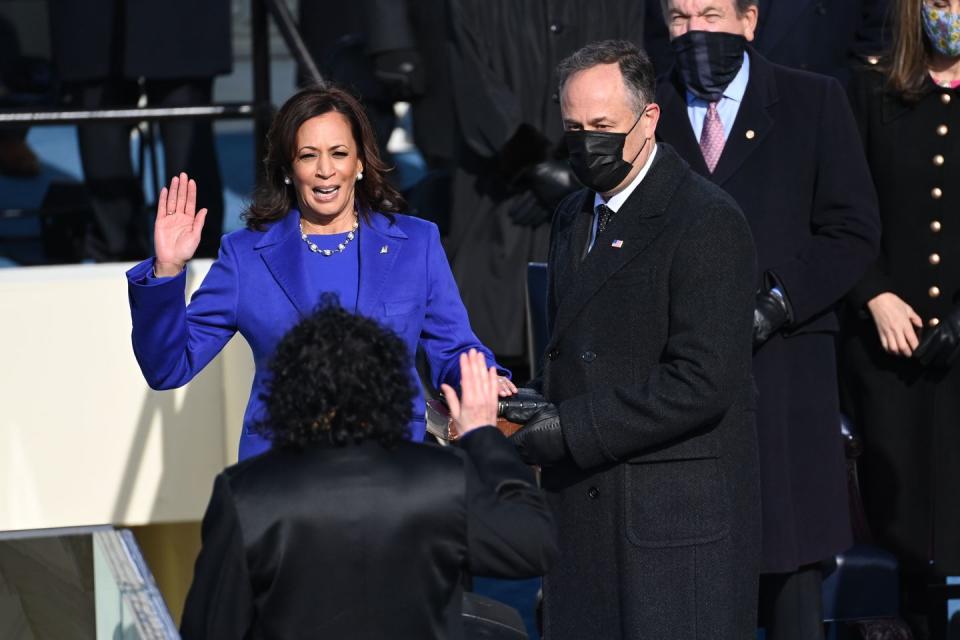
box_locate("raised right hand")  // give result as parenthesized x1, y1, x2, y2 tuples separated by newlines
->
(866, 292, 923, 357)
(440, 349, 499, 436)
(153, 172, 208, 277)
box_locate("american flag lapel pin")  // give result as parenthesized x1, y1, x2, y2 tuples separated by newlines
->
(611, 239, 624, 249)
(380, 245, 389, 254)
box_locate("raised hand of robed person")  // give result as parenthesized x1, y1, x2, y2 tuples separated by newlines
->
(153, 172, 209, 277)
(441, 349, 500, 437)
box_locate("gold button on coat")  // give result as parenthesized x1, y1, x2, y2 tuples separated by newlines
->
(929, 286, 941, 298)
(932, 187, 943, 199)
(931, 220, 942, 232)
(938, 124, 949, 136)
(934, 154, 945, 166)
(929, 317, 940, 328)
(745, 130, 756, 139)
(942, 93, 952, 104)
(930, 253, 941, 265)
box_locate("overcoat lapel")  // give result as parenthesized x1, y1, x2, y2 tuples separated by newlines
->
(548, 146, 687, 346)
(656, 79, 709, 174)
(257, 211, 315, 317)
(256, 210, 407, 318)
(710, 51, 778, 186)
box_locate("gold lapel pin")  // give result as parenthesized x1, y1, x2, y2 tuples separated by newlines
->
(380, 245, 389, 254)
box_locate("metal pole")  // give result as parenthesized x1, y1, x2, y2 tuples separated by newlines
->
(252, 0, 271, 186)
(264, 0, 325, 87)
(0, 103, 257, 126)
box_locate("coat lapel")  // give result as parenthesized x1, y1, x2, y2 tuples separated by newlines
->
(656, 76, 709, 174)
(355, 212, 407, 318)
(709, 50, 778, 186)
(256, 211, 315, 317)
(548, 146, 687, 346)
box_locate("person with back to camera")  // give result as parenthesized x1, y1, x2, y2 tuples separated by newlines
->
(180, 304, 557, 639)
(841, 1, 960, 637)
(126, 85, 516, 461)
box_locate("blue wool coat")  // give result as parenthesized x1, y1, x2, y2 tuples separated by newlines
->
(127, 210, 499, 460)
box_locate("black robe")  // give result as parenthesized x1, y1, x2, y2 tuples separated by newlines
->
(445, 0, 646, 357)
(840, 68, 960, 575)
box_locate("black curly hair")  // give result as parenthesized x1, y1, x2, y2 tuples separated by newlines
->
(255, 297, 415, 449)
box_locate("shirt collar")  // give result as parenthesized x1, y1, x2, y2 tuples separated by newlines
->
(594, 143, 658, 213)
(685, 51, 751, 106)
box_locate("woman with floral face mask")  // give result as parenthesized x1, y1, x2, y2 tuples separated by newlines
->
(841, 1, 960, 637)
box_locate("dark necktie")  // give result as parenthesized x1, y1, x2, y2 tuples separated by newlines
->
(596, 204, 615, 235)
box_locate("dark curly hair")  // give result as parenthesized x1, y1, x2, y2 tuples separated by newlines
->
(255, 297, 415, 449)
(243, 84, 406, 230)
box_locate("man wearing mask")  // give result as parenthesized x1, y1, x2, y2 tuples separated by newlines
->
(505, 39, 761, 639)
(653, 2, 881, 638)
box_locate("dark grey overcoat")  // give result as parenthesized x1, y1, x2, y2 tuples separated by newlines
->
(533, 144, 761, 640)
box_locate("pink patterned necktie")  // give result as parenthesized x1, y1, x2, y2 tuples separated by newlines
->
(700, 101, 724, 173)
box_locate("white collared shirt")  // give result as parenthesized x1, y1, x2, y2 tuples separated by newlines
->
(587, 142, 659, 253)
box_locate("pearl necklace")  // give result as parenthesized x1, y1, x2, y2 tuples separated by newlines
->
(299, 217, 359, 256)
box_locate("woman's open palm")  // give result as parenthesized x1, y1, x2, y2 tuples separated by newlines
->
(154, 172, 208, 274)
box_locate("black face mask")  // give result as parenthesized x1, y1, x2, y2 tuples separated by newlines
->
(564, 112, 647, 194)
(670, 31, 746, 102)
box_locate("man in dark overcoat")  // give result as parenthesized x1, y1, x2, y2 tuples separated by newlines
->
(444, 0, 647, 363)
(653, 0, 881, 637)
(48, 0, 231, 261)
(508, 40, 760, 639)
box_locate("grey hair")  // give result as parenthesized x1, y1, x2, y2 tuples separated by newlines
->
(659, 0, 758, 19)
(556, 40, 655, 116)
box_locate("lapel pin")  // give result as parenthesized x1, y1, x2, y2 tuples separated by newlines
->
(745, 129, 756, 140)
(380, 245, 389, 254)
(611, 239, 624, 248)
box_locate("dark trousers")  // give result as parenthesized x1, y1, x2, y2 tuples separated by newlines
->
(759, 563, 825, 640)
(73, 78, 224, 261)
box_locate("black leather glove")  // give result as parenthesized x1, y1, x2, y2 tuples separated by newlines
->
(372, 49, 425, 100)
(508, 191, 554, 227)
(499, 388, 550, 424)
(753, 289, 790, 348)
(525, 159, 579, 211)
(914, 306, 960, 368)
(509, 405, 567, 466)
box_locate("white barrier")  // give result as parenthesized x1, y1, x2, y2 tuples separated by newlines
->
(0, 260, 252, 531)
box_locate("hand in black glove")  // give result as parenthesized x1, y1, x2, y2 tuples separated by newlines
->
(372, 49, 425, 100)
(508, 191, 554, 227)
(509, 405, 567, 466)
(753, 289, 790, 348)
(499, 388, 550, 424)
(525, 159, 579, 211)
(914, 306, 960, 368)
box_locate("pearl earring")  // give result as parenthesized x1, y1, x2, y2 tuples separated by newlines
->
(283, 176, 291, 185)
(356, 172, 363, 181)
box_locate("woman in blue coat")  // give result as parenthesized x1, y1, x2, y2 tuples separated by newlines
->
(127, 86, 514, 460)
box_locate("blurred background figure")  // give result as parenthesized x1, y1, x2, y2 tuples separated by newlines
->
(645, 0, 892, 82)
(48, 0, 231, 262)
(298, 0, 455, 232)
(841, 0, 960, 637)
(445, 0, 647, 372)
(0, 12, 48, 178)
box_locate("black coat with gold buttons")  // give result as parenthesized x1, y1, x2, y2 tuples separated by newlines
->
(841, 67, 960, 574)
